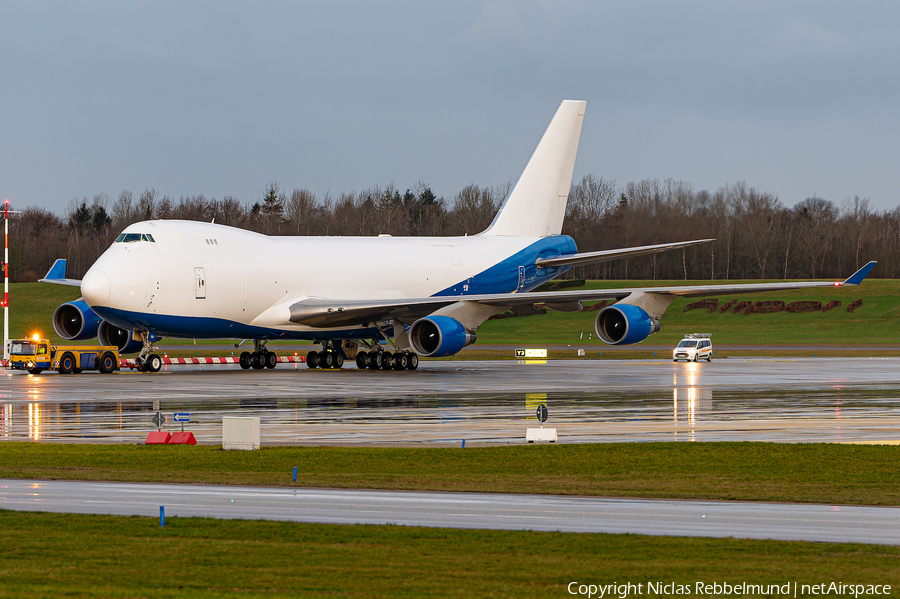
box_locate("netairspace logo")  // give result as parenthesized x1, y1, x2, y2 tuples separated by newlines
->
(567, 581, 893, 598)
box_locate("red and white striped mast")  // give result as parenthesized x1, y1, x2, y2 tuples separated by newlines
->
(3, 199, 8, 362)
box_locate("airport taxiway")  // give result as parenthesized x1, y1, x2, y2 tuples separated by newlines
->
(2, 478, 898, 544)
(1, 357, 899, 445)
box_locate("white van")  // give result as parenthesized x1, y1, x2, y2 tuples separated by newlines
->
(673, 334, 713, 362)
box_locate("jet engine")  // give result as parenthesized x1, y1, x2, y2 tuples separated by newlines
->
(594, 304, 661, 345)
(52, 299, 102, 341)
(408, 315, 477, 357)
(97, 321, 143, 354)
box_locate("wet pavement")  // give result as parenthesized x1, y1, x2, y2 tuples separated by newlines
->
(4, 478, 900, 544)
(1, 357, 899, 445)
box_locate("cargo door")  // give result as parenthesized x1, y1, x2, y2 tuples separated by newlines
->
(194, 267, 206, 299)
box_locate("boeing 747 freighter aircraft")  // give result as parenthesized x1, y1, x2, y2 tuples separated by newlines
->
(42, 100, 876, 372)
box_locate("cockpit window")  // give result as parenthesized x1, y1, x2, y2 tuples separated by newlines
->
(141, 234, 155, 242)
(115, 233, 145, 243)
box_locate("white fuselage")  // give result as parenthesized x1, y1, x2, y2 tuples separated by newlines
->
(81, 220, 573, 340)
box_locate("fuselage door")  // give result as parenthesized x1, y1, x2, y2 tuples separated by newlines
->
(194, 267, 206, 299)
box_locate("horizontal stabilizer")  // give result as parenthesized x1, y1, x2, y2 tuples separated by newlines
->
(535, 239, 715, 269)
(39, 259, 82, 287)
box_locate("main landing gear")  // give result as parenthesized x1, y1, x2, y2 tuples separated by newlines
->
(239, 340, 278, 370)
(305, 340, 345, 370)
(355, 349, 418, 371)
(305, 340, 419, 371)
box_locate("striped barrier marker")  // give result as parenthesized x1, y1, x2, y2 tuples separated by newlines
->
(121, 355, 306, 367)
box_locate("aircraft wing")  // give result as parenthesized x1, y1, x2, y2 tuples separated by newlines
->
(288, 261, 877, 328)
(38, 259, 82, 287)
(535, 239, 714, 268)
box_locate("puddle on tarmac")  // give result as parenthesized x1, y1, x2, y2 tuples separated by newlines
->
(2, 384, 899, 445)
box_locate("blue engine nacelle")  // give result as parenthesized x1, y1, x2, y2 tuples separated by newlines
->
(408, 315, 477, 357)
(97, 321, 144, 354)
(52, 299, 102, 341)
(594, 304, 661, 345)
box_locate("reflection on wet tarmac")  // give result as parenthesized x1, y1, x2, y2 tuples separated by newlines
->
(0, 383, 899, 445)
(0, 358, 899, 445)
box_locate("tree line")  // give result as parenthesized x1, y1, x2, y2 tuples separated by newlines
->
(6, 177, 898, 282)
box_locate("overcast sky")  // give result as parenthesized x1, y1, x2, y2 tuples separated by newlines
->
(2, 1, 899, 215)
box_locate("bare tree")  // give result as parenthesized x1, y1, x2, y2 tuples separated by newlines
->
(842, 195, 873, 270)
(111, 189, 135, 231)
(286, 188, 317, 236)
(138, 188, 159, 220)
(795, 196, 838, 278)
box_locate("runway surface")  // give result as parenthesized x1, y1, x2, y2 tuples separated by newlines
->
(2, 478, 897, 544)
(1, 357, 899, 445)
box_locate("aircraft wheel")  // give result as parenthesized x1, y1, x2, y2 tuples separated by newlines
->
(239, 351, 252, 369)
(265, 351, 277, 369)
(320, 351, 334, 369)
(381, 351, 394, 370)
(251, 352, 265, 369)
(406, 352, 419, 370)
(333, 353, 344, 369)
(58, 352, 76, 374)
(306, 351, 318, 368)
(367, 352, 382, 369)
(356, 350, 368, 369)
(393, 352, 408, 370)
(147, 353, 163, 373)
(98, 351, 117, 374)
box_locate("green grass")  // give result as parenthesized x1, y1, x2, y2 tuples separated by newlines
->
(1, 283, 82, 344)
(3, 279, 896, 350)
(5, 442, 900, 506)
(1, 510, 898, 598)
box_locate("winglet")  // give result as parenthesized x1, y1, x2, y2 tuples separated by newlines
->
(842, 261, 877, 286)
(39, 259, 82, 287)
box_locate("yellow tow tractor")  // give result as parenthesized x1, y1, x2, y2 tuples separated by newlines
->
(7, 334, 121, 375)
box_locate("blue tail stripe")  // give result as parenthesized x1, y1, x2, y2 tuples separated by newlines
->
(434, 236, 577, 296)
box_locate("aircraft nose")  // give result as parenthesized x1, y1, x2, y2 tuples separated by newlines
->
(81, 269, 111, 305)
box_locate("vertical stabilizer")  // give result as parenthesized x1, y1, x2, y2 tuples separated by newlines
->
(481, 100, 586, 237)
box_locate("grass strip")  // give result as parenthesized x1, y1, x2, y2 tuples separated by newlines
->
(3, 442, 900, 506)
(0, 510, 898, 598)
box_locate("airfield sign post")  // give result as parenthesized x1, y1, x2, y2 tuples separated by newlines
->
(173, 412, 190, 432)
(526, 403, 557, 443)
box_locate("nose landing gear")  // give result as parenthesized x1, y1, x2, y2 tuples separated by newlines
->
(135, 331, 162, 373)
